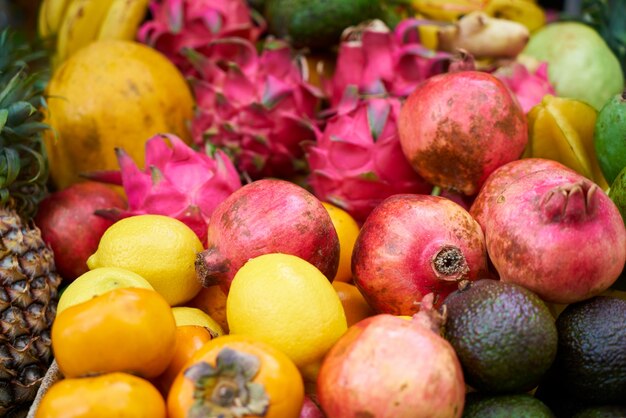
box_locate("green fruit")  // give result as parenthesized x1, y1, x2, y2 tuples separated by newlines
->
(573, 405, 626, 418)
(608, 164, 626, 222)
(523, 22, 624, 111)
(442, 279, 558, 394)
(596, 91, 626, 185)
(264, 0, 382, 49)
(462, 393, 555, 418)
(554, 296, 626, 404)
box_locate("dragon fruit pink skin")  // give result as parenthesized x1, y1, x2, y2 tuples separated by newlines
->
(327, 19, 451, 106)
(89, 134, 242, 245)
(191, 38, 322, 180)
(138, 0, 263, 75)
(494, 61, 556, 113)
(305, 95, 432, 223)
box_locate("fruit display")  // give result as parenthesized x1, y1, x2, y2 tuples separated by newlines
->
(1, 0, 625, 417)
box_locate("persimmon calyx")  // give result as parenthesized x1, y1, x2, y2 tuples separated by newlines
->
(185, 348, 269, 417)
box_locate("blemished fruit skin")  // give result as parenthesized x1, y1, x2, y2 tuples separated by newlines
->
(480, 168, 626, 304)
(595, 90, 626, 185)
(462, 393, 555, 418)
(398, 70, 527, 196)
(352, 194, 488, 315)
(44, 40, 194, 190)
(34, 181, 126, 281)
(317, 314, 465, 418)
(442, 279, 558, 394)
(264, 0, 382, 49)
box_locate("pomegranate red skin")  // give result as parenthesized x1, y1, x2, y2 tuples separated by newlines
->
(34, 182, 127, 281)
(196, 179, 340, 292)
(471, 158, 576, 228)
(352, 194, 488, 315)
(317, 314, 465, 418)
(485, 169, 626, 304)
(398, 71, 528, 196)
(300, 395, 325, 418)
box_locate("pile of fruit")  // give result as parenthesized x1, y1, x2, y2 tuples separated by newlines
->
(1, 0, 625, 416)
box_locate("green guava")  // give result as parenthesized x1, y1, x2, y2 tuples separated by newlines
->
(523, 22, 624, 111)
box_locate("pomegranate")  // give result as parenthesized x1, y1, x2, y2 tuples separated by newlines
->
(470, 158, 577, 228)
(317, 304, 465, 418)
(352, 194, 488, 315)
(34, 182, 126, 281)
(195, 179, 339, 292)
(300, 395, 325, 418)
(480, 168, 626, 303)
(398, 70, 527, 195)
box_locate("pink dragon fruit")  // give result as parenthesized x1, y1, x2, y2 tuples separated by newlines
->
(190, 38, 323, 180)
(493, 60, 556, 113)
(327, 19, 452, 107)
(138, 0, 264, 75)
(88, 134, 242, 245)
(305, 93, 431, 223)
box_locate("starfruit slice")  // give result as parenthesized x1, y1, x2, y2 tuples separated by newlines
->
(526, 95, 609, 190)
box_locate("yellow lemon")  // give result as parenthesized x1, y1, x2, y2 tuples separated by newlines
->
(87, 215, 204, 306)
(171, 307, 224, 338)
(57, 267, 153, 315)
(227, 253, 348, 368)
(322, 202, 360, 282)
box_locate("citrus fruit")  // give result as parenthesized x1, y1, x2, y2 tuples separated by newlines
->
(186, 285, 229, 332)
(52, 287, 177, 379)
(167, 334, 304, 418)
(57, 267, 153, 315)
(36, 372, 166, 418)
(44, 40, 194, 190)
(226, 253, 347, 368)
(442, 279, 558, 393)
(322, 202, 360, 282)
(87, 214, 204, 306)
(171, 307, 224, 338)
(332, 281, 375, 326)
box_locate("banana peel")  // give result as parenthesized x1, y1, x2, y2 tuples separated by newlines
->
(412, 0, 545, 33)
(526, 95, 609, 190)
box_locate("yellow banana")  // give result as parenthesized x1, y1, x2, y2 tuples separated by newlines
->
(484, 0, 546, 32)
(97, 0, 151, 41)
(55, 0, 117, 67)
(37, 0, 73, 38)
(410, 0, 488, 22)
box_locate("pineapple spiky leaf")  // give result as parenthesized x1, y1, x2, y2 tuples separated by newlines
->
(0, 29, 50, 220)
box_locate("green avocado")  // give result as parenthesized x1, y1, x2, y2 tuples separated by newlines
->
(596, 90, 626, 185)
(552, 296, 626, 405)
(264, 0, 382, 50)
(462, 393, 555, 418)
(442, 279, 558, 394)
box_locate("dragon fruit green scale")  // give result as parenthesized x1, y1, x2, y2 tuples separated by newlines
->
(92, 134, 242, 245)
(306, 95, 431, 223)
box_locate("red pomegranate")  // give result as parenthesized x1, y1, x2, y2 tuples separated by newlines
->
(35, 182, 126, 281)
(398, 70, 527, 196)
(352, 194, 488, 315)
(317, 305, 465, 418)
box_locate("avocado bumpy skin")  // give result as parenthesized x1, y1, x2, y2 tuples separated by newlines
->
(442, 279, 558, 394)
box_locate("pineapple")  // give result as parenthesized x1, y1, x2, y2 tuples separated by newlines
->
(0, 29, 61, 417)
